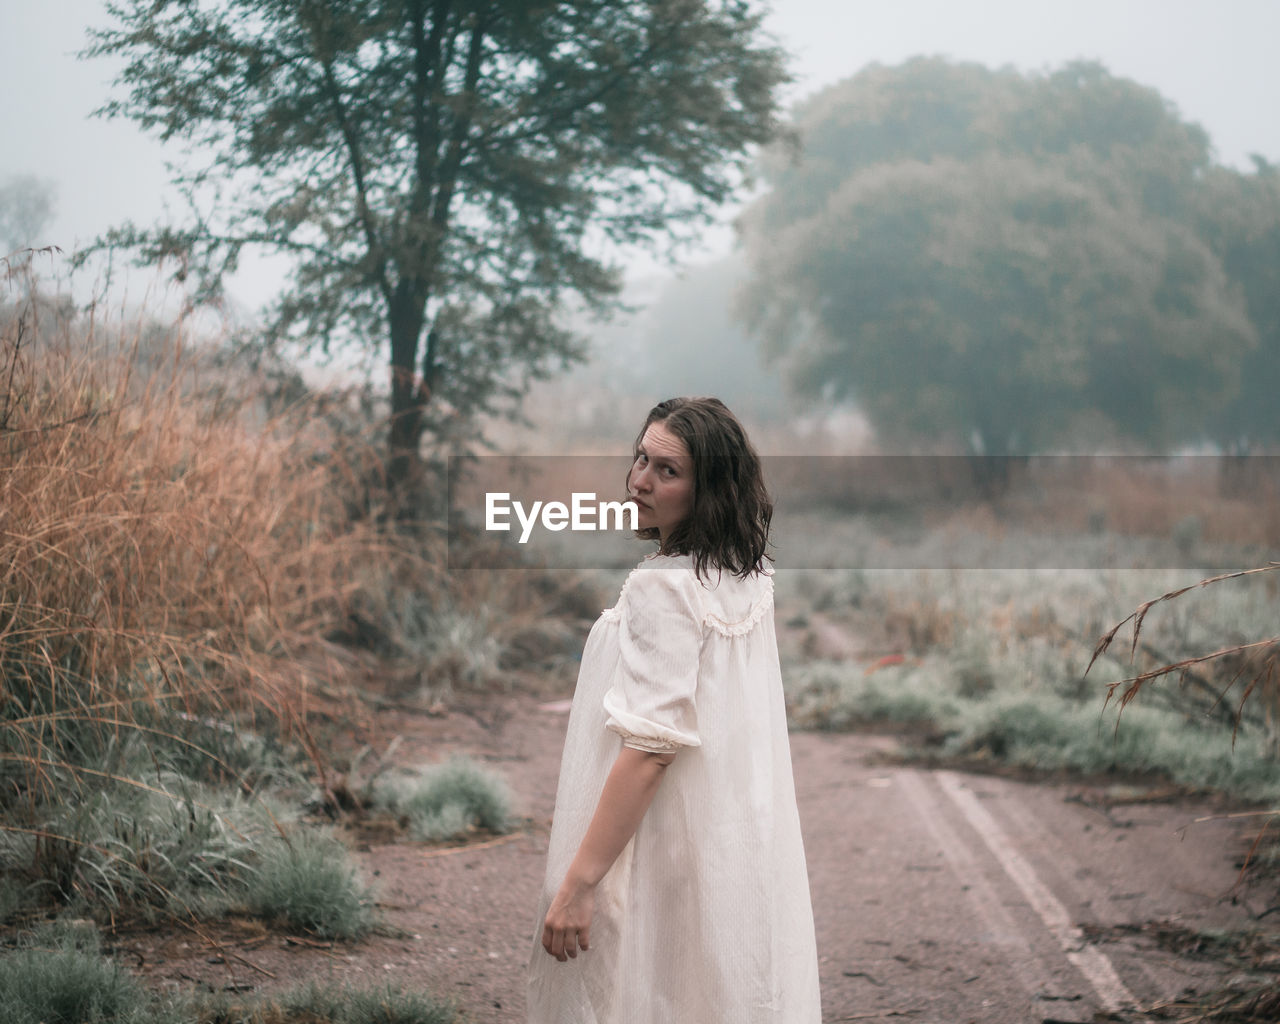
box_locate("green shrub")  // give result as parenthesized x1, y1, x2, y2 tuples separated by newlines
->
(131, 704, 306, 793)
(279, 981, 459, 1024)
(0, 926, 460, 1024)
(778, 559, 1280, 801)
(784, 642, 1280, 802)
(361, 590, 502, 692)
(950, 628, 997, 698)
(185, 980, 460, 1024)
(245, 829, 375, 938)
(943, 694, 1280, 802)
(785, 659, 965, 731)
(375, 756, 512, 842)
(0, 923, 149, 1024)
(0, 767, 290, 918)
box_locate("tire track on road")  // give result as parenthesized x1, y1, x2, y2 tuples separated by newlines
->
(897, 771, 1067, 1007)
(792, 732, 1246, 1023)
(933, 771, 1136, 1014)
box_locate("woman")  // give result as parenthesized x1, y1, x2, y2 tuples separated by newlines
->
(527, 397, 822, 1023)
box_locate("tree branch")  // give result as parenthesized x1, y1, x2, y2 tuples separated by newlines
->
(308, 20, 392, 305)
(430, 13, 488, 238)
(474, 15, 681, 151)
(211, 232, 362, 268)
(410, 0, 453, 217)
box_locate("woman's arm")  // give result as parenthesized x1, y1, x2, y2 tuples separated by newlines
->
(541, 744, 675, 961)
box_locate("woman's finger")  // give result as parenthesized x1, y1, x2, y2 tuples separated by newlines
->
(544, 920, 569, 961)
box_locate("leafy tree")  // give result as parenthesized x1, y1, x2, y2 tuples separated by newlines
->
(738, 58, 1260, 455)
(83, 0, 786, 494)
(1194, 158, 1280, 454)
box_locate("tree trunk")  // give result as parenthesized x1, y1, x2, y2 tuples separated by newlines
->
(966, 451, 1027, 501)
(1218, 441, 1257, 499)
(387, 286, 427, 510)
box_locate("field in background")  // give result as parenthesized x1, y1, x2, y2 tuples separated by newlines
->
(457, 421, 1280, 807)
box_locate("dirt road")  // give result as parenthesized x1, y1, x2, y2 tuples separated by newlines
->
(793, 732, 1248, 1023)
(124, 694, 1258, 1023)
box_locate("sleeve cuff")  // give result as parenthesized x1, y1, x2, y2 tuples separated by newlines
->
(614, 731, 682, 754)
(603, 688, 701, 752)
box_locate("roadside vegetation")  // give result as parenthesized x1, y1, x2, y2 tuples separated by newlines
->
(0, 920, 460, 1024)
(0, 276, 564, 1014)
(372, 756, 513, 843)
(776, 541, 1280, 802)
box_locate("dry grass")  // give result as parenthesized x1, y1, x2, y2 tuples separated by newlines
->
(1088, 564, 1280, 759)
(999, 458, 1280, 550)
(0, 280, 432, 901)
(0, 268, 604, 919)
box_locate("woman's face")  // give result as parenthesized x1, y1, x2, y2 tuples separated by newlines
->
(628, 420, 695, 545)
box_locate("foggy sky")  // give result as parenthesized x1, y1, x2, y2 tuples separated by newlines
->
(4, 0, 1279, 312)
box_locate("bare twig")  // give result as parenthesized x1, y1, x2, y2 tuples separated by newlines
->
(418, 830, 525, 859)
(174, 918, 277, 979)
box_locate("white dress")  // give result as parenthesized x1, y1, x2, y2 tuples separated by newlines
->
(527, 553, 822, 1024)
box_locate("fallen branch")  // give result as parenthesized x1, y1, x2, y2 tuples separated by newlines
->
(419, 830, 526, 860)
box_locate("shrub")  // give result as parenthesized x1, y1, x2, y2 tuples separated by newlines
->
(360, 564, 599, 699)
(0, 923, 149, 1024)
(0, 286, 416, 920)
(943, 693, 1280, 801)
(785, 660, 961, 731)
(781, 593, 1280, 802)
(0, 302, 389, 767)
(778, 558, 1280, 800)
(278, 981, 460, 1024)
(245, 829, 375, 938)
(0, 731, 295, 918)
(0, 925, 460, 1024)
(374, 757, 512, 842)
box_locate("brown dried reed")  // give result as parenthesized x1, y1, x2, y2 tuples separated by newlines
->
(1088, 564, 1280, 757)
(0, 291, 426, 814)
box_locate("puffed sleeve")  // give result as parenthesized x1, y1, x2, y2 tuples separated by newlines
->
(603, 565, 704, 753)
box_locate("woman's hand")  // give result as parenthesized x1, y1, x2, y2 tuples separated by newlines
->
(542, 874, 596, 961)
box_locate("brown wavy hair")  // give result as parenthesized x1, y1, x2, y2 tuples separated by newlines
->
(627, 397, 773, 580)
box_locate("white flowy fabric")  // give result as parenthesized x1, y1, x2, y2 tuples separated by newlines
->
(527, 553, 822, 1024)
